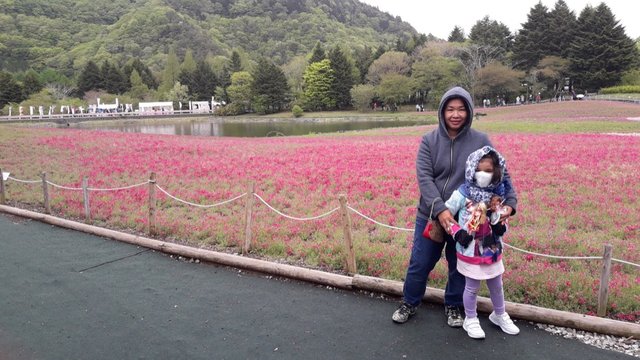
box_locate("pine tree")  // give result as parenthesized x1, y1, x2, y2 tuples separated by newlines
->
(188, 60, 218, 100)
(448, 26, 466, 43)
(22, 69, 43, 96)
(309, 41, 326, 64)
(354, 45, 373, 84)
(328, 46, 354, 110)
(469, 16, 513, 56)
(160, 47, 180, 93)
(101, 61, 127, 94)
(230, 50, 243, 73)
(547, 0, 578, 58)
(252, 57, 290, 113)
(77, 60, 102, 94)
(568, 4, 638, 92)
(511, 2, 551, 70)
(0, 71, 25, 108)
(124, 58, 158, 90)
(181, 49, 197, 73)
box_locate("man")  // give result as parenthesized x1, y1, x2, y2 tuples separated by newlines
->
(392, 86, 517, 327)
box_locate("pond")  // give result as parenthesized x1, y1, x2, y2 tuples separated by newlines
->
(71, 117, 432, 137)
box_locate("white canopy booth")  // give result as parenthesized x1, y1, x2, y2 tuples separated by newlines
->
(138, 102, 174, 115)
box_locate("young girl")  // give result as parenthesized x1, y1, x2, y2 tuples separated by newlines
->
(444, 146, 520, 339)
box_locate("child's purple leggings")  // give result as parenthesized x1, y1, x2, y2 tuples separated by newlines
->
(463, 275, 505, 318)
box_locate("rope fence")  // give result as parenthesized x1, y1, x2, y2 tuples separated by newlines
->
(1, 168, 638, 316)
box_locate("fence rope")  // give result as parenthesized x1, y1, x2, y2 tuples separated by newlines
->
(88, 181, 150, 192)
(612, 258, 640, 268)
(46, 181, 83, 191)
(7, 176, 41, 184)
(347, 205, 413, 232)
(253, 193, 339, 221)
(503, 242, 603, 260)
(155, 184, 246, 208)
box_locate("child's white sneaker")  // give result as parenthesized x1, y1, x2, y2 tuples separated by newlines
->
(462, 317, 485, 339)
(489, 311, 520, 335)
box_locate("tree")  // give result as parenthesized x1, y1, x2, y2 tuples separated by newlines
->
(411, 55, 464, 105)
(366, 51, 411, 85)
(353, 45, 374, 84)
(568, 4, 638, 92)
(230, 50, 243, 73)
(377, 74, 414, 110)
(101, 61, 127, 94)
(160, 47, 180, 94)
(227, 71, 253, 112)
(309, 41, 325, 64)
(455, 44, 503, 96)
(535, 56, 570, 98)
(190, 60, 218, 100)
(22, 69, 43, 96)
(77, 60, 102, 94)
(0, 71, 25, 109)
(127, 69, 150, 100)
(251, 58, 290, 113)
(448, 26, 466, 43)
(350, 84, 376, 111)
(328, 46, 354, 109)
(302, 59, 335, 110)
(181, 49, 197, 74)
(469, 16, 513, 56)
(475, 63, 525, 102)
(511, 2, 551, 70)
(547, 0, 578, 58)
(123, 58, 158, 90)
(167, 81, 189, 104)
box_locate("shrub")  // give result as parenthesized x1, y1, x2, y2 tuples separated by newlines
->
(292, 105, 303, 118)
(599, 85, 640, 94)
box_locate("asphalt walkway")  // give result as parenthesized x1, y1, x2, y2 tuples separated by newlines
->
(0, 213, 633, 359)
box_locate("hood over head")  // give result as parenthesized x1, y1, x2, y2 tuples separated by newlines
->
(437, 86, 474, 138)
(460, 146, 507, 204)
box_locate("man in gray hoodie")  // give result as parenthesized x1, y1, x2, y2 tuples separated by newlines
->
(392, 86, 517, 326)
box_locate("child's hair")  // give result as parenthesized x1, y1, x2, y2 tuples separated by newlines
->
(480, 152, 501, 184)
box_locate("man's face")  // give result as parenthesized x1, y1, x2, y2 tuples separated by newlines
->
(444, 98, 467, 134)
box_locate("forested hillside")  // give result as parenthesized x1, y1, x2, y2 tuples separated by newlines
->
(0, 0, 418, 73)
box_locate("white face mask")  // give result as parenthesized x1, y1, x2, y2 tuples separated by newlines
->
(474, 171, 493, 187)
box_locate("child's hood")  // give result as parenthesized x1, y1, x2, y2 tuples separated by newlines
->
(465, 146, 506, 186)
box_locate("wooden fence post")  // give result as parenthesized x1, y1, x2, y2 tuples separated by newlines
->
(0, 167, 6, 205)
(148, 172, 156, 236)
(243, 182, 255, 255)
(41, 172, 51, 214)
(597, 244, 613, 317)
(82, 176, 90, 221)
(338, 194, 357, 275)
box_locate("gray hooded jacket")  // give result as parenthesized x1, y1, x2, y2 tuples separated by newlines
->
(416, 87, 517, 220)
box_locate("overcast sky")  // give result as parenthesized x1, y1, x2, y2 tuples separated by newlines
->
(359, 0, 639, 40)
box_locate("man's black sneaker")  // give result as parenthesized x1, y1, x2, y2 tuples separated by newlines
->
(445, 305, 464, 328)
(392, 302, 416, 323)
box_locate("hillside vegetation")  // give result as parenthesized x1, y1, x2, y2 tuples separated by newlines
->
(0, 0, 417, 73)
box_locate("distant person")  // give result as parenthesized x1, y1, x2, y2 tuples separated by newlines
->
(391, 87, 517, 328)
(444, 146, 519, 339)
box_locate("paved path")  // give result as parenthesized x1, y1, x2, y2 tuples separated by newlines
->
(0, 213, 633, 360)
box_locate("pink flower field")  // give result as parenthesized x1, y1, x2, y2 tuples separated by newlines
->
(1, 101, 639, 319)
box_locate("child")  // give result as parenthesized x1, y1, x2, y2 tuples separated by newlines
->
(444, 146, 519, 339)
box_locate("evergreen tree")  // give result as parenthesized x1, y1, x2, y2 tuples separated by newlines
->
(181, 49, 197, 73)
(101, 61, 127, 94)
(23, 69, 43, 96)
(227, 71, 253, 112)
(309, 41, 326, 64)
(302, 59, 335, 110)
(251, 57, 290, 113)
(469, 16, 513, 56)
(160, 47, 180, 93)
(354, 45, 373, 84)
(511, 2, 551, 70)
(190, 60, 218, 100)
(568, 4, 638, 92)
(77, 60, 102, 94)
(373, 45, 386, 60)
(128, 69, 150, 99)
(230, 50, 243, 73)
(547, 0, 578, 58)
(123, 58, 158, 90)
(448, 26, 466, 42)
(328, 46, 354, 109)
(0, 71, 25, 109)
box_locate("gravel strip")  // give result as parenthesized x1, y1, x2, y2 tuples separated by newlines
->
(536, 323, 640, 357)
